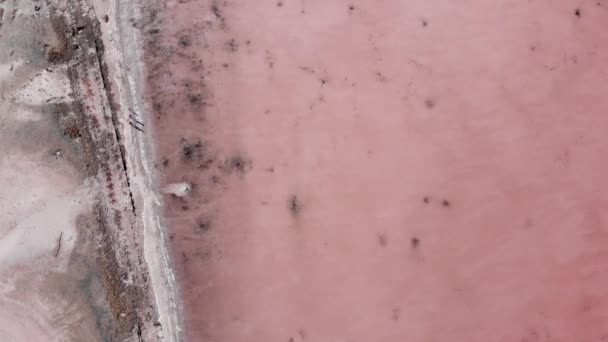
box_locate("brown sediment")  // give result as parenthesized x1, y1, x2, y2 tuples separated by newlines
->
(51, 11, 148, 335)
(93, 205, 142, 335)
(50, 101, 99, 177)
(46, 16, 72, 64)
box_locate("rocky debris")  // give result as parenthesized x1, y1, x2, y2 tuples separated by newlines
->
(163, 182, 192, 197)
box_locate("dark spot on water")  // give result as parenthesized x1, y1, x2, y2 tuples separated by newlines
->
(195, 218, 211, 233)
(288, 195, 301, 217)
(411, 237, 420, 249)
(181, 139, 204, 162)
(224, 155, 251, 174)
(299, 66, 315, 74)
(187, 93, 202, 105)
(375, 71, 387, 82)
(209, 175, 219, 184)
(422, 196, 430, 204)
(230, 157, 245, 172)
(182, 144, 195, 160)
(198, 156, 215, 170)
(265, 50, 276, 68)
(377, 234, 388, 247)
(179, 35, 191, 48)
(570, 55, 578, 64)
(441, 199, 450, 207)
(348, 4, 355, 11)
(392, 307, 400, 321)
(277, 1, 283, 7)
(424, 99, 435, 109)
(574, 8, 581, 17)
(211, 1, 225, 23)
(225, 38, 238, 52)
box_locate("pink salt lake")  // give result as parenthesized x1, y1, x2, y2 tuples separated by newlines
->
(144, 1, 608, 341)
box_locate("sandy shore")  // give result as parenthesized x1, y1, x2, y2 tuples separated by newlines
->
(109, 0, 181, 339)
(0, 0, 173, 340)
(0, 2, 104, 340)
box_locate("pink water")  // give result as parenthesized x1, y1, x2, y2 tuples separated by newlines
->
(144, 1, 608, 341)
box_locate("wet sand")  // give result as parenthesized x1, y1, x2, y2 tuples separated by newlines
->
(142, 0, 608, 341)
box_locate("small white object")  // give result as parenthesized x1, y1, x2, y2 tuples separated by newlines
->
(162, 182, 191, 197)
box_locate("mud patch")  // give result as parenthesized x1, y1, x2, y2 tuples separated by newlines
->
(48, 100, 99, 177)
(46, 16, 73, 64)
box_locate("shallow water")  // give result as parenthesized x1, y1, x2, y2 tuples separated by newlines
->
(144, 1, 608, 341)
